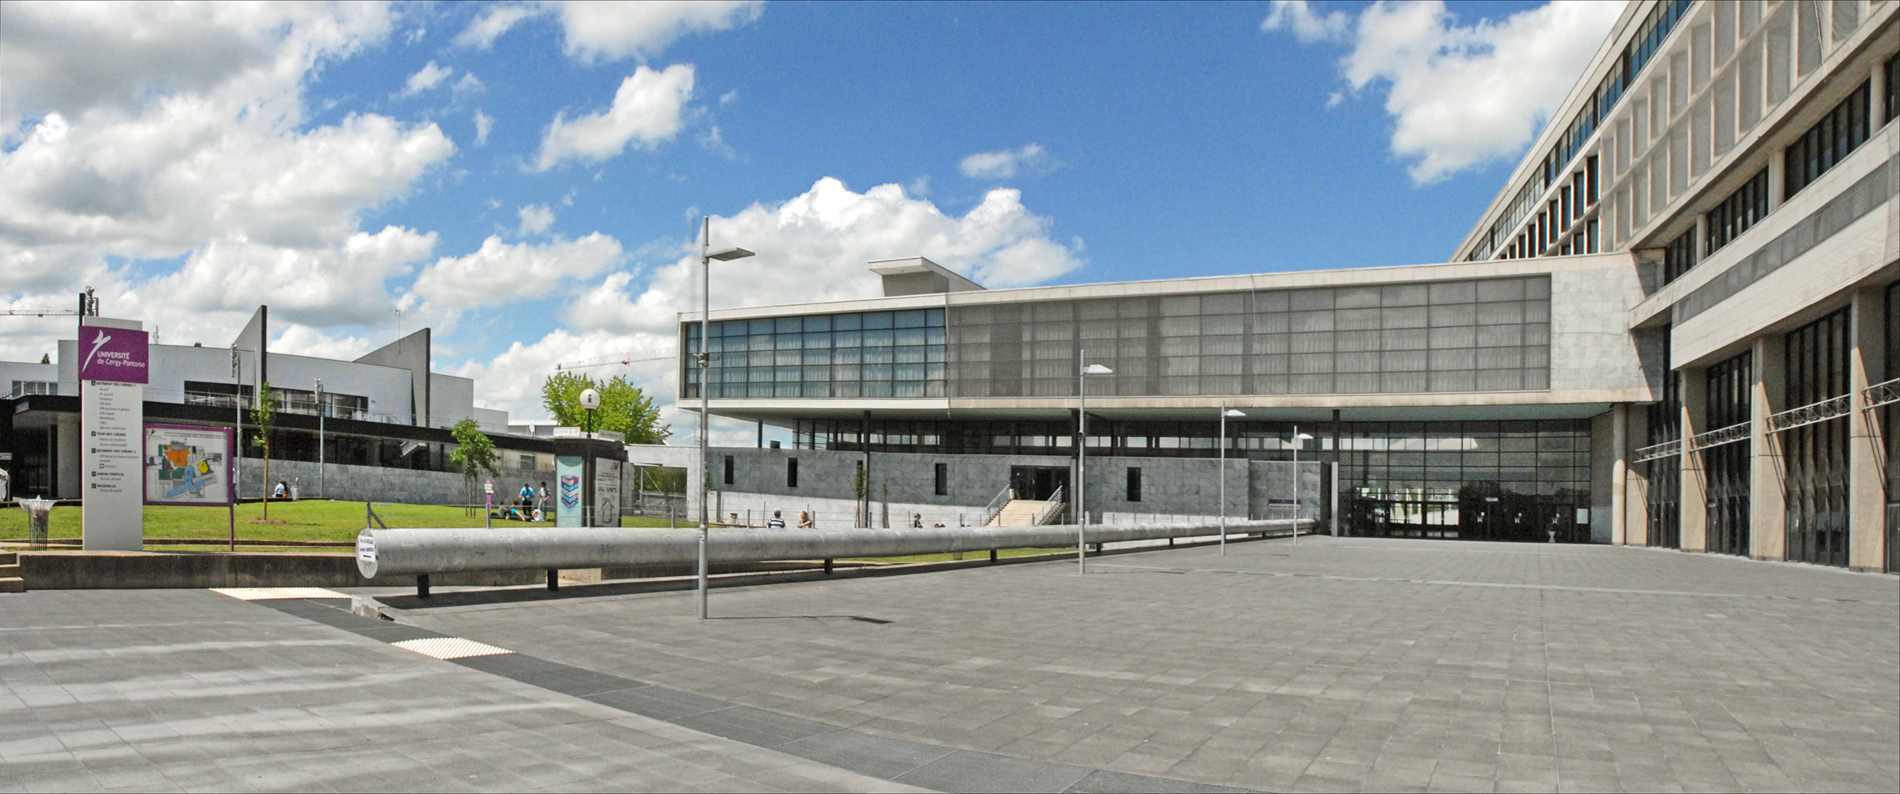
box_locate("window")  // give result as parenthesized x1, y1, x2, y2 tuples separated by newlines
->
(1705, 167, 1770, 254)
(785, 458, 798, 488)
(1126, 467, 1142, 502)
(1785, 80, 1871, 199)
(723, 455, 734, 485)
(1586, 155, 1599, 205)
(9, 380, 57, 398)
(1663, 228, 1698, 284)
(934, 462, 947, 496)
(518, 454, 534, 470)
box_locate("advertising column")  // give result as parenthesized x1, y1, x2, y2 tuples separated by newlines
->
(80, 318, 148, 551)
(555, 456, 584, 527)
(593, 459, 622, 527)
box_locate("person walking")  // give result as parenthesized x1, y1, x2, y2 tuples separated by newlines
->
(518, 483, 533, 511)
(537, 481, 550, 515)
(767, 510, 786, 529)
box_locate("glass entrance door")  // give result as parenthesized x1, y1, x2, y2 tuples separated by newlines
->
(1008, 465, 1070, 501)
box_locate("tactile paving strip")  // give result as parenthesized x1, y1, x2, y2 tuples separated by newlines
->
(391, 637, 514, 660)
(211, 587, 349, 600)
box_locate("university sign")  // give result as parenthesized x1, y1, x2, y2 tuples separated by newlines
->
(79, 325, 149, 384)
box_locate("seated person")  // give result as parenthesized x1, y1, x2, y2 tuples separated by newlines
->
(797, 511, 813, 528)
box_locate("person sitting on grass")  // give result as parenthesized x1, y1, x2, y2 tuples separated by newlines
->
(767, 510, 786, 529)
(272, 481, 287, 500)
(797, 511, 813, 529)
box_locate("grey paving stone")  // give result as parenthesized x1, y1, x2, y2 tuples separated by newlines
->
(583, 685, 731, 722)
(776, 730, 954, 780)
(672, 705, 841, 749)
(893, 749, 1093, 793)
(1063, 768, 1250, 793)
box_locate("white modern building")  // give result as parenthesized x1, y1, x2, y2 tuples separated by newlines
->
(675, 0, 1900, 573)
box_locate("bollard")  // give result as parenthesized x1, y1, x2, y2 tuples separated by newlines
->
(547, 570, 560, 591)
(823, 558, 833, 575)
(989, 549, 997, 563)
(416, 574, 431, 599)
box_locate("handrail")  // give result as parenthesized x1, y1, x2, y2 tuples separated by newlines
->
(1863, 376, 1900, 411)
(1633, 439, 1680, 463)
(1033, 486, 1066, 525)
(1686, 421, 1749, 451)
(1767, 394, 1852, 433)
(980, 485, 1012, 527)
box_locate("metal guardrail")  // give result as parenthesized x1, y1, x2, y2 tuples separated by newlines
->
(1863, 377, 1900, 411)
(981, 486, 1012, 527)
(1033, 486, 1066, 525)
(1634, 439, 1680, 463)
(1767, 394, 1852, 433)
(1687, 421, 1749, 451)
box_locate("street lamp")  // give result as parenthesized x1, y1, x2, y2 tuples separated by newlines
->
(314, 378, 325, 500)
(1291, 427, 1314, 546)
(1218, 404, 1245, 556)
(579, 387, 600, 437)
(1077, 353, 1112, 575)
(697, 216, 754, 619)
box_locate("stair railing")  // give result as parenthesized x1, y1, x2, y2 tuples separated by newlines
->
(981, 485, 1013, 526)
(1033, 486, 1066, 525)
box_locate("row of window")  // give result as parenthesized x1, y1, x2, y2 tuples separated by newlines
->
(1705, 167, 1769, 255)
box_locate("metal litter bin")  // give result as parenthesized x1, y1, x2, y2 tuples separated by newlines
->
(20, 498, 54, 550)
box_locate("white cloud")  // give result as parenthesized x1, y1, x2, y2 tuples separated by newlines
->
(452, 3, 540, 50)
(473, 109, 494, 145)
(959, 143, 1046, 180)
(453, 72, 484, 95)
(532, 64, 694, 170)
(719, 89, 740, 106)
(0, 2, 458, 366)
(400, 60, 453, 96)
(518, 204, 555, 235)
(1267, 0, 1621, 184)
(554, 1, 762, 63)
(1260, 1, 1349, 43)
(408, 233, 624, 309)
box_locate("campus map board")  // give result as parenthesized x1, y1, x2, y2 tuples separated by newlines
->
(143, 425, 235, 506)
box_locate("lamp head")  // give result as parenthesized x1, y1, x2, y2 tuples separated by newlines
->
(1222, 409, 1246, 418)
(579, 388, 601, 411)
(1082, 364, 1113, 376)
(707, 247, 754, 262)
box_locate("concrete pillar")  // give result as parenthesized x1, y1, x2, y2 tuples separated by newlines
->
(1681, 367, 1710, 552)
(1611, 404, 1629, 545)
(1625, 405, 1652, 546)
(1767, 151, 1786, 212)
(1848, 289, 1888, 571)
(1873, 59, 1889, 128)
(1751, 335, 1789, 561)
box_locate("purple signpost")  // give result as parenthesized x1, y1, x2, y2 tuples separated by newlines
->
(78, 325, 150, 384)
(79, 319, 150, 551)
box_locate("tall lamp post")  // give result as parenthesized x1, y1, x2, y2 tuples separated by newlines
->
(696, 217, 754, 619)
(1218, 403, 1245, 556)
(580, 387, 600, 527)
(1291, 427, 1313, 545)
(314, 378, 325, 500)
(1077, 353, 1112, 575)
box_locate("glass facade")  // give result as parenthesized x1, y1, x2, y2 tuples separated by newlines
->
(1704, 168, 1769, 255)
(786, 416, 1591, 542)
(1645, 329, 1682, 548)
(1784, 308, 1850, 567)
(1704, 351, 1751, 556)
(1784, 79, 1871, 200)
(685, 309, 947, 399)
(947, 277, 1552, 399)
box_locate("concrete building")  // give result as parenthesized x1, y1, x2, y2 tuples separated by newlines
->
(0, 306, 553, 506)
(676, 0, 1900, 572)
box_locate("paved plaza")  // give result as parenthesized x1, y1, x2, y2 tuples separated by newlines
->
(1, 537, 1895, 792)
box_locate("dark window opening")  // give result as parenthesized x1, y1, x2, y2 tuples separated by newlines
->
(1663, 228, 1699, 284)
(787, 458, 798, 488)
(1785, 80, 1871, 200)
(1705, 351, 1752, 556)
(934, 462, 948, 496)
(1126, 467, 1142, 503)
(1705, 167, 1769, 255)
(1646, 328, 1682, 549)
(1784, 308, 1852, 567)
(723, 455, 734, 485)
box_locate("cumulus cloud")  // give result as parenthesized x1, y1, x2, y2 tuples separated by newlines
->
(1266, 0, 1621, 184)
(408, 233, 623, 309)
(452, 3, 540, 50)
(532, 64, 694, 170)
(0, 2, 455, 363)
(1260, 1, 1349, 43)
(399, 60, 453, 96)
(473, 109, 494, 145)
(553, 1, 762, 63)
(959, 143, 1046, 180)
(518, 204, 555, 235)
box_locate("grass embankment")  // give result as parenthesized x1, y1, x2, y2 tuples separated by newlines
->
(0, 500, 678, 544)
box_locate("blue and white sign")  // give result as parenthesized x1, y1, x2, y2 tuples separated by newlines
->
(555, 455, 583, 528)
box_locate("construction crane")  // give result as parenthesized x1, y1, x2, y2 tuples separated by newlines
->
(3, 287, 99, 318)
(554, 347, 678, 371)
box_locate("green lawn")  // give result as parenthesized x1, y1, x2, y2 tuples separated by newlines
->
(0, 500, 679, 543)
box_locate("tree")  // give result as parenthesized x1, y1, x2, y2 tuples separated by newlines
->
(541, 372, 671, 443)
(252, 382, 276, 520)
(450, 419, 499, 516)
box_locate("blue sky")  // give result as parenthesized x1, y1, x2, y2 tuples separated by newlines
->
(0, 1, 1622, 440)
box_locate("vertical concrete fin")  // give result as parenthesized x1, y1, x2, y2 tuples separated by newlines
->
(356, 328, 431, 427)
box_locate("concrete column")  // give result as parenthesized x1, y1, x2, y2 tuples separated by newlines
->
(1767, 151, 1786, 212)
(1848, 289, 1888, 571)
(1625, 405, 1652, 546)
(1751, 335, 1789, 561)
(1873, 59, 1889, 128)
(1681, 367, 1710, 552)
(1612, 404, 1629, 545)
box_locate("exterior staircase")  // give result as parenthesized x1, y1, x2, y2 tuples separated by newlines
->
(986, 498, 1066, 526)
(0, 551, 23, 593)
